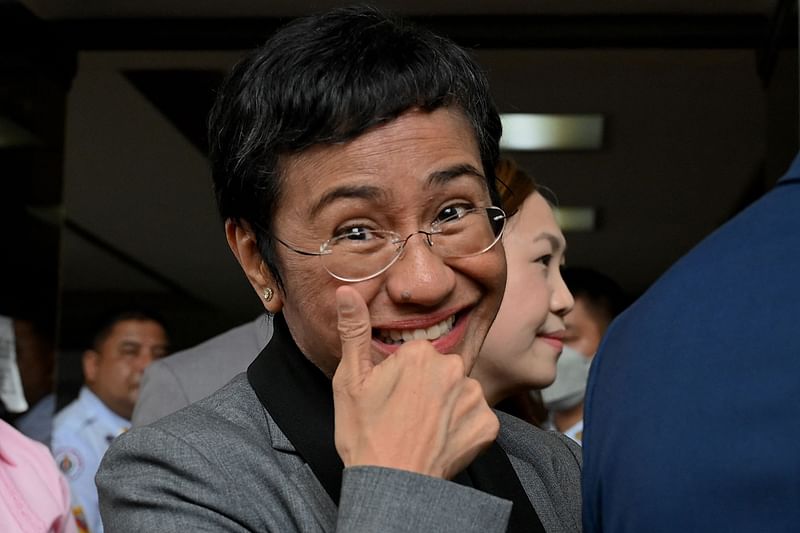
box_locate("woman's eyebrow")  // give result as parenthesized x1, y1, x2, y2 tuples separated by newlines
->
(310, 184, 387, 215)
(426, 163, 485, 187)
(533, 233, 565, 252)
(310, 163, 484, 215)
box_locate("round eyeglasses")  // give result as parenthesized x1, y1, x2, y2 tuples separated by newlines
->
(276, 206, 507, 282)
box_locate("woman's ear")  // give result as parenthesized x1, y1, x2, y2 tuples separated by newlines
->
(225, 219, 284, 313)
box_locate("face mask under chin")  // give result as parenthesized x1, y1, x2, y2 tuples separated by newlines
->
(541, 345, 593, 412)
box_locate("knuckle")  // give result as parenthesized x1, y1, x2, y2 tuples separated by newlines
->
(337, 319, 371, 341)
(474, 407, 500, 439)
(331, 367, 357, 394)
(442, 353, 465, 376)
(331, 372, 345, 390)
(463, 375, 480, 390)
(405, 340, 428, 359)
(398, 340, 435, 366)
(463, 377, 484, 399)
(394, 342, 420, 366)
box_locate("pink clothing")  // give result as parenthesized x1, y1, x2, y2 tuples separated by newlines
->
(0, 419, 77, 533)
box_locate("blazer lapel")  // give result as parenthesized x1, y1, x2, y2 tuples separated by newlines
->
(265, 410, 337, 532)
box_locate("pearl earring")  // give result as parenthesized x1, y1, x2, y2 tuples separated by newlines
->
(263, 287, 274, 302)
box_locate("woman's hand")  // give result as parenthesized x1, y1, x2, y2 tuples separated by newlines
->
(332, 286, 499, 479)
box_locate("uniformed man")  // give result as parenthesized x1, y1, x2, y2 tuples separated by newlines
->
(52, 309, 169, 533)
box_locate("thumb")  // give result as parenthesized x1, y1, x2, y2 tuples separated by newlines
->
(335, 286, 374, 378)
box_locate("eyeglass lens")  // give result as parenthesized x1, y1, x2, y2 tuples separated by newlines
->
(321, 207, 505, 282)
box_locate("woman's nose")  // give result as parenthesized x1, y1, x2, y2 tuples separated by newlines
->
(551, 271, 575, 317)
(384, 233, 455, 306)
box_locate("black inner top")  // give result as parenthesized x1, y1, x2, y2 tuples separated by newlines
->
(247, 313, 545, 533)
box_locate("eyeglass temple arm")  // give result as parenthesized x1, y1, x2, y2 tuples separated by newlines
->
(275, 236, 325, 257)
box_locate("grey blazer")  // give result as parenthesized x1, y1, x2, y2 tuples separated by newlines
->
(131, 316, 272, 426)
(99, 374, 581, 532)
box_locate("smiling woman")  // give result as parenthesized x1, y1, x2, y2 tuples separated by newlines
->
(253, 108, 506, 377)
(95, 7, 582, 533)
(472, 159, 574, 424)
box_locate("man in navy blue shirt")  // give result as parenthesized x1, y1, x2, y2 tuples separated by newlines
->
(582, 153, 800, 533)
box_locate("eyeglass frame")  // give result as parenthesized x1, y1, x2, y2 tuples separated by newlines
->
(274, 205, 507, 283)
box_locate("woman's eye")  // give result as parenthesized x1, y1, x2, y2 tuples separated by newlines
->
(334, 226, 375, 241)
(535, 254, 553, 268)
(434, 204, 472, 224)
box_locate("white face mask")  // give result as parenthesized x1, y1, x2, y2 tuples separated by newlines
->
(0, 315, 29, 413)
(541, 345, 592, 412)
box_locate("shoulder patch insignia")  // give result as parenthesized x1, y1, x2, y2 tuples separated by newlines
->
(72, 505, 90, 533)
(55, 448, 84, 480)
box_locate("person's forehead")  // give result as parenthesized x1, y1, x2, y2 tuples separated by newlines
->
(279, 109, 486, 208)
(521, 194, 558, 224)
(289, 109, 478, 169)
(104, 319, 165, 343)
(513, 194, 565, 244)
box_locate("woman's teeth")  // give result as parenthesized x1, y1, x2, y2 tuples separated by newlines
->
(376, 315, 456, 345)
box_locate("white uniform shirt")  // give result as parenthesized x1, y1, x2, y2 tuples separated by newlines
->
(562, 419, 584, 446)
(543, 417, 584, 446)
(52, 387, 130, 533)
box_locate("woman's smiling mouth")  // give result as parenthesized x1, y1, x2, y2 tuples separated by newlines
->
(537, 329, 566, 351)
(375, 315, 457, 345)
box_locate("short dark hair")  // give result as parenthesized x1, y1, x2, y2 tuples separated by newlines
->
(208, 5, 502, 290)
(89, 308, 168, 352)
(562, 267, 628, 327)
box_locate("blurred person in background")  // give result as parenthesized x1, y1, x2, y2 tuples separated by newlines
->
(52, 309, 168, 533)
(0, 417, 77, 532)
(12, 317, 58, 445)
(541, 267, 626, 444)
(132, 315, 272, 427)
(0, 313, 57, 445)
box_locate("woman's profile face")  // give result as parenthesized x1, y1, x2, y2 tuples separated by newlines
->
(265, 107, 506, 376)
(476, 192, 574, 401)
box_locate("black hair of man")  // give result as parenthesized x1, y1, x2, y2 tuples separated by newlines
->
(208, 5, 503, 290)
(89, 308, 169, 352)
(561, 267, 628, 327)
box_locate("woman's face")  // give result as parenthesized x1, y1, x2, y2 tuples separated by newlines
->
(475, 192, 574, 402)
(262, 107, 506, 377)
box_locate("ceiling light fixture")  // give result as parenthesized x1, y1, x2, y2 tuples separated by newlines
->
(500, 113, 604, 151)
(553, 206, 597, 232)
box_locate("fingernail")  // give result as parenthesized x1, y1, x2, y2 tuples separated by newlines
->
(336, 288, 355, 313)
